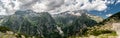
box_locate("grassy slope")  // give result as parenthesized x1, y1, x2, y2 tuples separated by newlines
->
(69, 12, 120, 38)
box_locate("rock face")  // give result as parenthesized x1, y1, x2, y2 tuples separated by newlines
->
(52, 10, 100, 36)
(112, 23, 120, 35)
(1, 10, 60, 38)
(87, 14, 103, 23)
(53, 10, 102, 27)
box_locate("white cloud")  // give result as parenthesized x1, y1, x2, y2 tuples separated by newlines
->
(106, 14, 113, 17)
(116, 0, 120, 4)
(0, 0, 119, 15)
(80, 0, 107, 11)
(0, 6, 7, 15)
(32, 0, 64, 12)
(32, 2, 47, 12)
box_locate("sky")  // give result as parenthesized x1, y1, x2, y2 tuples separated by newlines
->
(89, 2, 120, 18)
(0, 0, 120, 18)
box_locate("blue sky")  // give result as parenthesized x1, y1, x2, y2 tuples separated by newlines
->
(88, 1, 120, 18)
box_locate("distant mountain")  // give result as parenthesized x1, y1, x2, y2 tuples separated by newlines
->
(52, 10, 103, 36)
(53, 10, 103, 27)
(53, 10, 103, 26)
(87, 14, 103, 23)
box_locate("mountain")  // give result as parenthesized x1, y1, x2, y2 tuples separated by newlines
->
(87, 14, 103, 23)
(52, 10, 103, 36)
(0, 10, 104, 38)
(74, 12, 120, 38)
(0, 10, 61, 38)
(96, 12, 120, 31)
(102, 12, 120, 24)
(97, 12, 120, 36)
(53, 10, 103, 26)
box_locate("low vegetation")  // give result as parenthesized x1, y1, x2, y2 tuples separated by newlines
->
(0, 26, 11, 33)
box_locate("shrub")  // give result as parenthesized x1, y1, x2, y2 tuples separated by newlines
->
(0, 26, 11, 33)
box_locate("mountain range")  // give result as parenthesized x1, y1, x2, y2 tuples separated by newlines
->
(0, 10, 119, 38)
